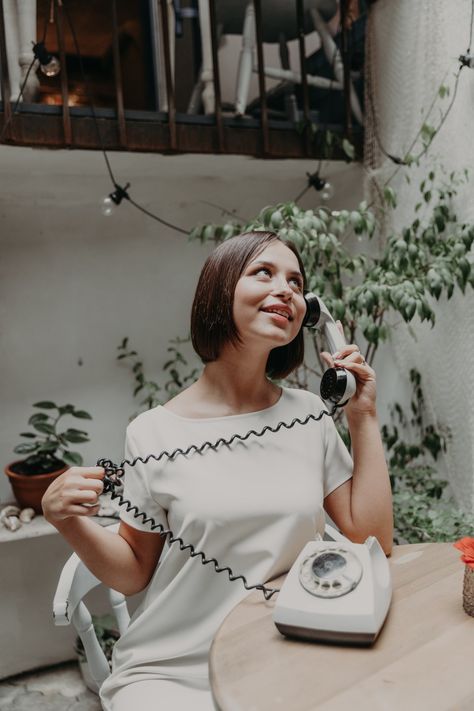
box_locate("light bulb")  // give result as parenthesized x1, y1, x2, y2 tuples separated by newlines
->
(32, 42, 61, 77)
(321, 181, 335, 201)
(101, 196, 115, 217)
(100, 183, 130, 216)
(40, 55, 61, 77)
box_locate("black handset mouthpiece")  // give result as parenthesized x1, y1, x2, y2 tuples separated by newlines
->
(303, 292, 320, 328)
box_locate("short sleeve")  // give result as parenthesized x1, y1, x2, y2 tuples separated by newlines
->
(322, 414, 353, 498)
(119, 427, 168, 533)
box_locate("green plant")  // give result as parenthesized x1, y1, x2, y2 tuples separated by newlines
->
(189, 166, 474, 542)
(117, 336, 199, 415)
(190, 168, 473, 382)
(383, 370, 474, 543)
(12, 401, 92, 474)
(74, 614, 119, 668)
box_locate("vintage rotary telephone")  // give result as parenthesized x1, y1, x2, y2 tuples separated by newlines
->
(98, 294, 392, 645)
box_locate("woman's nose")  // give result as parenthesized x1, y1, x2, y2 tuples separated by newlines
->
(272, 278, 293, 298)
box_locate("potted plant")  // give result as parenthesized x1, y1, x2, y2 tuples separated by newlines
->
(4, 400, 92, 513)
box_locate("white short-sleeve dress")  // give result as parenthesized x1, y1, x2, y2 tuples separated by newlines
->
(99, 386, 353, 710)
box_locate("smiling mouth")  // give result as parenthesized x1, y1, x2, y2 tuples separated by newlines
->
(261, 309, 293, 322)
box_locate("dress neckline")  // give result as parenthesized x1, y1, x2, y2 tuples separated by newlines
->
(159, 387, 285, 422)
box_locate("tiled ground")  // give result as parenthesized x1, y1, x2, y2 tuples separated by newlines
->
(0, 661, 101, 711)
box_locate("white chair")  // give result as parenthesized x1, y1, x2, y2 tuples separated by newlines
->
(192, 0, 363, 124)
(52, 522, 343, 693)
(53, 523, 130, 694)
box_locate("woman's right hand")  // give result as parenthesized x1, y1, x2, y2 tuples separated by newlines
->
(41, 466, 105, 524)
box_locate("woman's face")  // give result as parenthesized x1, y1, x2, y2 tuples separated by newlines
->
(232, 241, 307, 351)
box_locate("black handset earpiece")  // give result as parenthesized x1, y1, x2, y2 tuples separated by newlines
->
(303, 291, 321, 328)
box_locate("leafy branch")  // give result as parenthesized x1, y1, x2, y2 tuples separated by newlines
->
(117, 336, 200, 416)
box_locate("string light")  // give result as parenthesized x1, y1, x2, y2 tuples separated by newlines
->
(459, 52, 474, 68)
(294, 169, 335, 204)
(59, 2, 188, 234)
(32, 41, 61, 77)
(101, 183, 130, 217)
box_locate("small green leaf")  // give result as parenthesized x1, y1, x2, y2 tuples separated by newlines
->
(342, 138, 355, 160)
(38, 442, 58, 453)
(20, 432, 37, 438)
(383, 187, 397, 208)
(14, 443, 40, 454)
(33, 422, 55, 435)
(33, 401, 56, 409)
(62, 451, 83, 466)
(72, 410, 92, 420)
(62, 431, 89, 443)
(28, 412, 48, 425)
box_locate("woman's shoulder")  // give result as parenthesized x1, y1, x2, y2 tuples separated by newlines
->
(126, 401, 174, 437)
(281, 385, 325, 410)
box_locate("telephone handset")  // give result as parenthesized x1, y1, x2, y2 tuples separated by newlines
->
(303, 293, 357, 405)
(98, 295, 391, 645)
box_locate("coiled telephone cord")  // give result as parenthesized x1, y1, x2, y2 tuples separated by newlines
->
(98, 404, 339, 601)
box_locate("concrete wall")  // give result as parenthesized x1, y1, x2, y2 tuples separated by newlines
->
(0, 145, 374, 505)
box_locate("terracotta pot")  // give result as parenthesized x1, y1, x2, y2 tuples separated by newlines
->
(4, 460, 67, 514)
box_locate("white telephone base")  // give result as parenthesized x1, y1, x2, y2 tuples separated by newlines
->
(273, 534, 392, 646)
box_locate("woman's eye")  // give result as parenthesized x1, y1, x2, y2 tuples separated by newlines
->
(290, 277, 303, 290)
(255, 267, 271, 277)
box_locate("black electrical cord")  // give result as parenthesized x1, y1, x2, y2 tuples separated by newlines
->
(97, 404, 340, 601)
(293, 159, 323, 203)
(468, 0, 474, 53)
(293, 12, 343, 204)
(60, 1, 189, 235)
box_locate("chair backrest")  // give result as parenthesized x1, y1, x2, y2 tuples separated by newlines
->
(216, 0, 337, 42)
(53, 522, 130, 693)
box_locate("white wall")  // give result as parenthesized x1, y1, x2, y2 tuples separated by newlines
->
(366, 0, 474, 509)
(0, 145, 376, 505)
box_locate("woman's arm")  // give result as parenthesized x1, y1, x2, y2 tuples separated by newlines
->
(42, 467, 165, 595)
(322, 336, 393, 555)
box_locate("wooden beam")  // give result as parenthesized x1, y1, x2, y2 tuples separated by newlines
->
(0, 110, 362, 159)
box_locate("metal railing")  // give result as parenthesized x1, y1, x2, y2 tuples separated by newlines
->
(0, 0, 364, 159)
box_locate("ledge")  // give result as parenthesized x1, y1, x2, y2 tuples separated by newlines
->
(0, 510, 119, 543)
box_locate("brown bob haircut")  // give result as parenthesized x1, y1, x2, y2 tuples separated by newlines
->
(191, 231, 307, 379)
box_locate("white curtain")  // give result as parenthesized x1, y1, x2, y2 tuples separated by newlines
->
(365, 0, 474, 510)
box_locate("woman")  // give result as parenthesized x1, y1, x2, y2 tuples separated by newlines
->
(42, 231, 393, 710)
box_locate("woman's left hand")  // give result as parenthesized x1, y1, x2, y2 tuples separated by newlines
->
(320, 321, 377, 417)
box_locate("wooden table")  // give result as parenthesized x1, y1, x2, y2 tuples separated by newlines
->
(210, 543, 473, 711)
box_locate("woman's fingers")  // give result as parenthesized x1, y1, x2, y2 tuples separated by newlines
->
(68, 488, 101, 504)
(81, 467, 106, 480)
(42, 466, 105, 523)
(65, 503, 101, 517)
(320, 350, 334, 368)
(321, 345, 366, 366)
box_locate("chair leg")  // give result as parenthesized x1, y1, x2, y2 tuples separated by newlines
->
(72, 601, 111, 690)
(234, 2, 255, 117)
(197, 0, 215, 114)
(278, 32, 299, 123)
(310, 6, 364, 126)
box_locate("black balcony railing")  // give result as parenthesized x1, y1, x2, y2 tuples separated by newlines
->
(0, 0, 367, 159)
